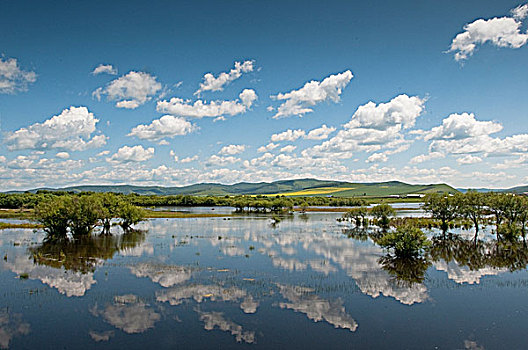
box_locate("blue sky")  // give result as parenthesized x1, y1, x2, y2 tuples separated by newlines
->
(1, 0, 528, 190)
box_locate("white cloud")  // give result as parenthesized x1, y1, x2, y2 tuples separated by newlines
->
(409, 152, 445, 164)
(306, 94, 426, 159)
(92, 64, 117, 75)
(280, 145, 296, 153)
(56, 152, 70, 159)
(180, 155, 198, 163)
(157, 89, 257, 119)
(271, 129, 306, 142)
(456, 154, 483, 165)
(366, 153, 388, 163)
(305, 124, 336, 140)
(271, 70, 353, 118)
(257, 142, 279, 153)
(421, 113, 528, 159)
(0, 56, 36, 94)
(93, 71, 162, 109)
(5, 106, 107, 151)
(128, 115, 196, 141)
(449, 4, 528, 61)
(195, 60, 254, 95)
(494, 154, 528, 169)
(206, 155, 240, 166)
(107, 145, 154, 163)
(219, 144, 246, 155)
(512, 3, 528, 20)
(169, 150, 179, 162)
(0, 156, 5, 163)
(423, 113, 502, 141)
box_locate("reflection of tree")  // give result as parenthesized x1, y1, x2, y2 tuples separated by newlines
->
(29, 230, 146, 273)
(379, 255, 431, 287)
(430, 236, 528, 273)
(342, 227, 370, 242)
(488, 241, 528, 272)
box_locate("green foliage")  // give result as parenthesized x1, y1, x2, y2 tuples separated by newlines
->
(119, 203, 146, 231)
(35, 196, 74, 237)
(342, 206, 368, 227)
(377, 225, 430, 257)
(34, 194, 145, 237)
(371, 204, 395, 229)
(423, 193, 459, 234)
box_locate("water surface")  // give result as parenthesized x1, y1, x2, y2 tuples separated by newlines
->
(0, 213, 526, 349)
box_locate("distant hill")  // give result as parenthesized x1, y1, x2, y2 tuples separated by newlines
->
(457, 185, 528, 194)
(8, 178, 458, 197)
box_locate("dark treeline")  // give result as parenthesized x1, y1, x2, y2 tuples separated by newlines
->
(0, 191, 367, 211)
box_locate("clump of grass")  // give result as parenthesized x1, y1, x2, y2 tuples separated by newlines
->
(19, 273, 29, 280)
(0, 222, 42, 230)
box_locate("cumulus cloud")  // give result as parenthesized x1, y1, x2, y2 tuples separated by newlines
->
(219, 144, 246, 155)
(271, 70, 353, 118)
(206, 155, 240, 166)
(0, 56, 36, 94)
(157, 89, 257, 119)
(456, 154, 483, 165)
(409, 152, 445, 164)
(366, 153, 388, 163)
(92, 64, 117, 75)
(195, 60, 254, 95)
(107, 145, 154, 163)
(257, 142, 279, 153)
(93, 71, 162, 109)
(449, 3, 528, 61)
(180, 155, 198, 163)
(305, 94, 426, 159)
(128, 115, 196, 141)
(305, 124, 336, 140)
(56, 152, 70, 159)
(271, 129, 306, 142)
(423, 113, 502, 141)
(280, 145, 296, 153)
(5, 106, 107, 151)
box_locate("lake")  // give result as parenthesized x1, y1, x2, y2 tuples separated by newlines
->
(1, 211, 527, 349)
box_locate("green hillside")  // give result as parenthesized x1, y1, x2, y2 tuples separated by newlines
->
(10, 178, 457, 197)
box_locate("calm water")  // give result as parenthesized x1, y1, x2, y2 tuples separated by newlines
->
(1, 212, 527, 349)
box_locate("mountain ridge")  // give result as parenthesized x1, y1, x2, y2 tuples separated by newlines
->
(5, 178, 460, 197)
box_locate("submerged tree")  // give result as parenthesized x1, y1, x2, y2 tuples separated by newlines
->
(35, 194, 145, 237)
(423, 193, 459, 235)
(371, 204, 395, 230)
(35, 196, 73, 238)
(377, 224, 430, 258)
(457, 191, 485, 240)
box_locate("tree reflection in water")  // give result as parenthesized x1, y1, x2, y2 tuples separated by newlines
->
(345, 228, 528, 286)
(29, 230, 146, 273)
(379, 255, 431, 287)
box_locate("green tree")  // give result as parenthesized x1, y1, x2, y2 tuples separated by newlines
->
(377, 224, 430, 257)
(371, 204, 395, 230)
(423, 193, 459, 235)
(457, 191, 485, 239)
(35, 196, 73, 237)
(69, 195, 103, 236)
(118, 202, 145, 231)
